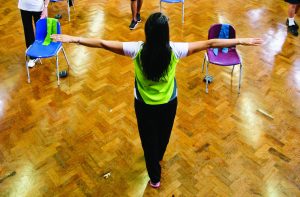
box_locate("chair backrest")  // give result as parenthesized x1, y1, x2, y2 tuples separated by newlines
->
(208, 24, 236, 40)
(35, 18, 61, 42)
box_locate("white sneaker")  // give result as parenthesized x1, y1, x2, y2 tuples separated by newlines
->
(27, 58, 39, 68)
(27, 59, 36, 68)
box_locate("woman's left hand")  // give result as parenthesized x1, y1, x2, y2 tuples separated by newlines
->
(239, 38, 263, 46)
(51, 34, 78, 43)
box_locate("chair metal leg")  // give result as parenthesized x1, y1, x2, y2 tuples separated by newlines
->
(182, 2, 184, 23)
(67, 0, 70, 21)
(62, 47, 70, 70)
(202, 53, 206, 73)
(25, 54, 31, 83)
(160, 1, 162, 12)
(238, 64, 243, 94)
(231, 65, 235, 76)
(56, 55, 60, 86)
(205, 61, 209, 93)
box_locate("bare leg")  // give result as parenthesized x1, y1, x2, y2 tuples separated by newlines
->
(131, 0, 137, 21)
(137, 0, 143, 14)
(288, 4, 297, 18)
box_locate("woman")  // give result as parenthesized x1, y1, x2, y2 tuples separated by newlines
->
(51, 12, 262, 188)
(19, 0, 50, 67)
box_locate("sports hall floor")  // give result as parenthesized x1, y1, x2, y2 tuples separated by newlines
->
(0, 0, 299, 196)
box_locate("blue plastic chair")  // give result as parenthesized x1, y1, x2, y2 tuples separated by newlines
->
(25, 18, 70, 86)
(160, 0, 184, 23)
(50, 0, 75, 21)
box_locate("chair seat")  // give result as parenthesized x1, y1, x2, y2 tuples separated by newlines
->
(26, 41, 62, 58)
(207, 48, 241, 66)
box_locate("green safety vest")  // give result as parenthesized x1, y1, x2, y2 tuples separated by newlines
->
(134, 49, 179, 105)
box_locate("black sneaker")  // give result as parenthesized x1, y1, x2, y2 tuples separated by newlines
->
(286, 19, 299, 29)
(136, 13, 141, 23)
(55, 14, 62, 19)
(288, 25, 299, 36)
(59, 70, 68, 78)
(129, 20, 138, 30)
(203, 75, 213, 83)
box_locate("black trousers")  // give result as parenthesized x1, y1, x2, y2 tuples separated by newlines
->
(134, 98, 177, 183)
(20, 9, 41, 48)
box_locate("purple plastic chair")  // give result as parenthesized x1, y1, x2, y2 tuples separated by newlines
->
(25, 18, 70, 86)
(160, 0, 184, 23)
(202, 24, 243, 94)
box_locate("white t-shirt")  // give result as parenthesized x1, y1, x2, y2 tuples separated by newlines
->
(123, 41, 189, 59)
(18, 0, 45, 12)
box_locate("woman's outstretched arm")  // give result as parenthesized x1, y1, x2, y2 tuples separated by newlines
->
(50, 34, 125, 55)
(187, 38, 263, 56)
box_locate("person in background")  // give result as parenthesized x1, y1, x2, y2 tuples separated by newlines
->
(285, 0, 300, 36)
(54, 0, 74, 20)
(51, 12, 262, 188)
(19, 0, 50, 67)
(129, 0, 143, 30)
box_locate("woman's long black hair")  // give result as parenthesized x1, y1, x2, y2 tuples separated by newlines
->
(140, 12, 171, 82)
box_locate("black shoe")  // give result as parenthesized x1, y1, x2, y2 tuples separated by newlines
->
(286, 19, 299, 29)
(203, 75, 213, 83)
(288, 25, 299, 36)
(59, 70, 68, 78)
(55, 14, 62, 19)
(136, 13, 141, 23)
(129, 20, 138, 30)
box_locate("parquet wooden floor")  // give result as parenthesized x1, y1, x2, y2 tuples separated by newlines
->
(0, 0, 300, 196)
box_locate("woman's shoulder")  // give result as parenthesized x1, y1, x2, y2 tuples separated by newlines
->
(124, 41, 144, 48)
(169, 41, 189, 59)
(123, 41, 144, 58)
